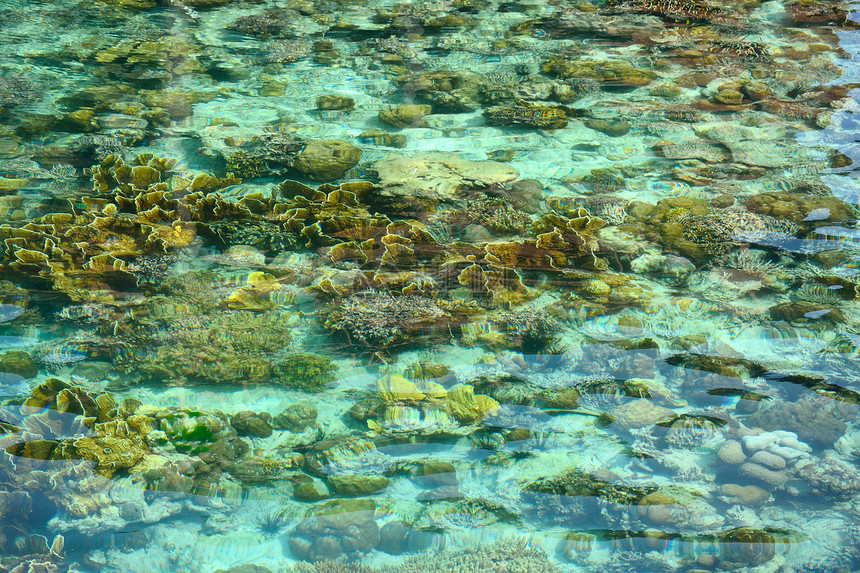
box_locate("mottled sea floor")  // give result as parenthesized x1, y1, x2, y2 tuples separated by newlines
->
(2, 0, 860, 571)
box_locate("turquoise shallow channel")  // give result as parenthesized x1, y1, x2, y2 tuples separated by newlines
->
(2, 0, 860, 571)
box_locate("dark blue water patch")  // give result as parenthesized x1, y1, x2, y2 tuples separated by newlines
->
(0, 335, 39, 349)
(0, 372, 27, 397)
(0, 304, 24, 323)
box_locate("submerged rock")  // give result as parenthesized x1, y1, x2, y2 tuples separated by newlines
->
(411, 461, 459, 488)
(584, 118, 631, 137)
(612, 398, 675, 430)
(542, 57, 658, 87)
(484, 102, 569, 129)
(378, 104, 432, 128)
(0, 350, 37, 379)
(378, 520, 438, 555)
(316, 95, 355, 110)
(288, 499, 380, 562)
(292, 140, 362, 181)
(392, 70, 482, 112)
(374, 152, 519, 207)
(326, 475, 390, 496)
(637, 486, 724, 530)
(230, 411, 273, 438)
(718, 484, 771, 506)
(357, 129, 408, 147)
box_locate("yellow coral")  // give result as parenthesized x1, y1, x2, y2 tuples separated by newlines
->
(446, 384, 501, 423)
(247, 271, 282, 293)
(378, 375, 426, 402)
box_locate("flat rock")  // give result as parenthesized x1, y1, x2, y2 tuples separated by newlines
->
(374, 152, 519, 204)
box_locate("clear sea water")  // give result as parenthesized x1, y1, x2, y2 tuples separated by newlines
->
(1, 0, 860, 571)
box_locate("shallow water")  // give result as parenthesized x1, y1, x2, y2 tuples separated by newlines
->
(1, 0, 860, 571)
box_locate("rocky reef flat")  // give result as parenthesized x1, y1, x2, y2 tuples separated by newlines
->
(1, 0, 860, 571)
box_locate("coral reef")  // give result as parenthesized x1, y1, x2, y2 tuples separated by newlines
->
(542, 57, 658, 87)
(0, 74, 41, 109)
(275, 353, 337, 392)
(227, 12, 295, 38)
(524, 468, 657, 526)
(365, 374, 500, 431)
(658, 413, 726, 448)
(430, 198, 532, 238)
(223, 134, 361, 181)
(612, 398, 676, 430)
(0, 534, 65, 573)
(288, 499, 380, 562)
(391, 70, 482, 112)
(484, 102, 570, 129)
(637, 486, 724, 531)
(742, 397, 850, 449)
(118, 310, 292, 385)
(378, 105, 432, 128)
(396, 539, 561, 573)
(323, 293, 452, 348)
(797, 458, 860, 497)
(718, 483, 771, 506)
(677, 527, 783, 569)
(283, 539, 558, 572)
(1, 0, 859, 567)
(0, 351, 38, 379)
(671, 208, 800, 257)
(492, 309, 562, 353)
(715, 430, 817, 489)
(0, 154, 245, 299)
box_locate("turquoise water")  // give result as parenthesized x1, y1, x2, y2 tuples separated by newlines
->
(1, 0, 860, 571)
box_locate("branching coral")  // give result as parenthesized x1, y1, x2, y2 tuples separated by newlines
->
(275, 353, 337, 391)
(324, 292, 452, 347)
(429, 198, 533, 238)
(0, 74, 41, 109)
(396, 539, 562, 573)
(493, 309, 563, 353)
(118, 310, 292, 385)
(285, 540, 562, 573)
(672, 207, 800, 255)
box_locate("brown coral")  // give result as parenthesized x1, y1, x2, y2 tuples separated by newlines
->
(324, 292, 452, 347)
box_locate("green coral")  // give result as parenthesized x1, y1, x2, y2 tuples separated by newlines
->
(275, 353, 337, 391)
(161, 415, 216, 453)
(119, 310, 292, 385)
(151, 409, 228, 454)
